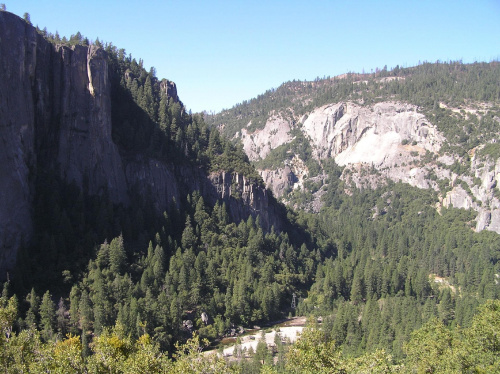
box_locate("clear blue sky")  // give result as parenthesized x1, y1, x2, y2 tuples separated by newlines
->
(6, 0, 500, 113)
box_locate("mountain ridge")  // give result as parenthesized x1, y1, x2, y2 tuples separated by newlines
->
(209, 62, 500, 233)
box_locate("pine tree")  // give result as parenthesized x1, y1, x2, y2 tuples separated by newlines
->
(438, 289, 454, 325)
(79, 290, 93, 356)
(23, 12, 31, 25)
(181, 217, 197, 251)
(69, 285, 80, 335)
(56, 297, 69, 338)
(109, 235, 126, 275)
(25, 288, 39, 328)
(39, 291, 56, 341)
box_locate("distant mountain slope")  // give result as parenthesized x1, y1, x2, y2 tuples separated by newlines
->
(208, 62, 500, 233)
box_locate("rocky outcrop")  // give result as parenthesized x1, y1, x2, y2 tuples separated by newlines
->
(234, 98, 500, 234)
(469, 155, 500, 232)
(123, 160, 281, 230)
(260, 166, 297, 198)
(160, 79, 179, 103)
(302, 102, 443, 165)
(261, 166, 294, 197)
(442, 186, 476, 210)
(239, 115, 292, 161)
(0, 12, 281, 277)
(206, 172, 282, 231)
(235, 101, 444, 176)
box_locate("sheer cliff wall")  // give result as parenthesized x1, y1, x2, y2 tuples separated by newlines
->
(0, 12, 281, 277)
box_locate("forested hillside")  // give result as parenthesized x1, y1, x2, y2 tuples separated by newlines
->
(295, 179, 499, 358)
(1, 9, 499, 373)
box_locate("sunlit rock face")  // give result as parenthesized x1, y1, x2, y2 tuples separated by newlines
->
(301, 102, 443, 164)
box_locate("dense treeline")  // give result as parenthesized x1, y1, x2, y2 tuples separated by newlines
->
(293, 176, 500, 359)
(9, 192, 315, 354)
(1, 291, 499, 372)
(17, 163, 494, 367)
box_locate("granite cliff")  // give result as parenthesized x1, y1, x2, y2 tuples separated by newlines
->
(0, 12, 281, 277)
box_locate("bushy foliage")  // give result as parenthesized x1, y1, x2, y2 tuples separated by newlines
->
(2, 291, 498, 373)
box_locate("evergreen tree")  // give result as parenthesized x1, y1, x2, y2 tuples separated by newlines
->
(39, 291, 56, 341)
(56, 297, 69, 338)
(109, 235, 126, 275)
(25, 288, 39, 328)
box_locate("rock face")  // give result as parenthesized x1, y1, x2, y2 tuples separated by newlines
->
(239, 115, 293, 161)
(0, 12, 280, 277)
(0, 12, 41, 276)
(160, 79, 179, 103)
(260, 166, 297, 198)
(469, 156, 500, 232)
(234, 100, 444, 193)
(302, 102, 443, 165)
(443, 186, 476, 210)
(436, 152, 500, 233)
(0, 13, 133, 275)
(56, 44, 129, 203)
(205, 172, 281, 231)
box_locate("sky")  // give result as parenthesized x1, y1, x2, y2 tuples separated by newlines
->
(6, 1, 500, 113)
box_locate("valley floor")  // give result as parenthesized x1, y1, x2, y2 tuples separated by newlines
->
(208, 316, 307, 358)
